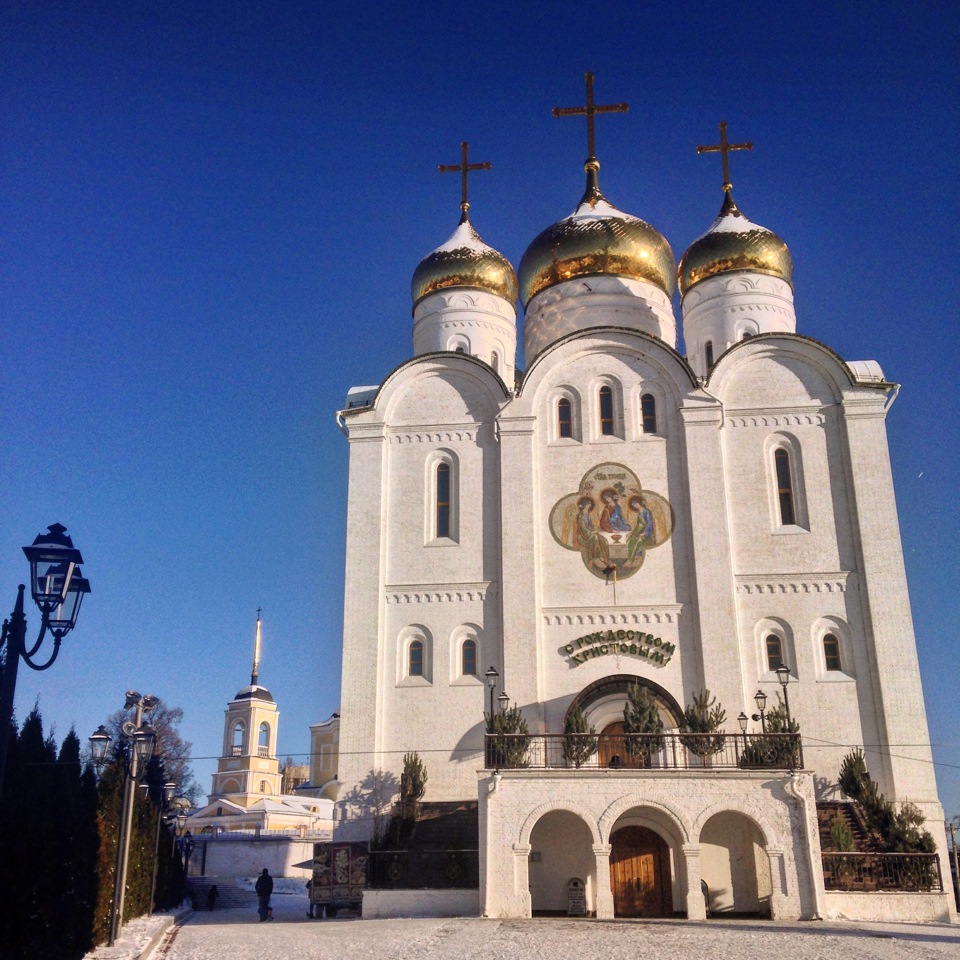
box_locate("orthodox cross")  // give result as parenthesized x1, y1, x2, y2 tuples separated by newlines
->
(697, 121, 752, 193)
(552, 72, 629, 160)
(438, 141, 491, 218)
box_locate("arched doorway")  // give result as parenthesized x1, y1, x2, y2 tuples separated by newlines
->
(700, 811, 771, 916)
(529, 810, 596, 915)
(610, 825, 671, 917)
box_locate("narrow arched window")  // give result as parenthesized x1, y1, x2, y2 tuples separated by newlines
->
(705, 341, 715, 370)
(765, 635, 783, 672)
(462, 639, 477, 676)
(436, 462, 451, 538)
(231, 722, 244, 756)
(823, 634, 842, 671)
(409, 639, 424, 677)
(491, 351, 499, 373)
(558, 398, 572, 438)
(260, 780, 268, 793)
(259, 722, 270, 757)
(774, 448, 796, 525)
(599, 386, 614, 435)
(641, 393, 657, 434)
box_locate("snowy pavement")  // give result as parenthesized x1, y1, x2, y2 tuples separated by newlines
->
(91, 895, 960, 960)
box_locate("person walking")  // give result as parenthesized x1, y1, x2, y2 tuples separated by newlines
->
(255, 868, 273, 922)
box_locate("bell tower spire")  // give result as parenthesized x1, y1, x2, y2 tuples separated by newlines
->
(251, 607, 262, 686)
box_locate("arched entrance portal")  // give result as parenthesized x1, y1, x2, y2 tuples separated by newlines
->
(610, 825, 671, 917)
(700, 811, 771, 916)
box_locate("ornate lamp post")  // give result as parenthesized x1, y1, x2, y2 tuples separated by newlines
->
(148, 781, 178, 914)
(498, 691, 510, 713)
(90, 691, 159, 947)
(775, 663, 793, 725)
(751, 689, 768, 734)
(0, 524, 91, 792)
(484, 666, 499, 721)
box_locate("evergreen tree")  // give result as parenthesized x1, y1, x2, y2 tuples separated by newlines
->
(622, 683, 664, 762)
(681, 689, 727, 760)
(562, 706, 598, 768)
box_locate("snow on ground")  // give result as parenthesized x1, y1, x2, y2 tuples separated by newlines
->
(87, 895, 960, 960)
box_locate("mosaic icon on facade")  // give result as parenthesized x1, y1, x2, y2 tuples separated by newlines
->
(549, 462, 674, 581)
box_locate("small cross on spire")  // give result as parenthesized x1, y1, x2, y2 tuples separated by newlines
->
(438, 142, 491, 222)
(552, 71, 629, 163)
(697, 121, 753, 194)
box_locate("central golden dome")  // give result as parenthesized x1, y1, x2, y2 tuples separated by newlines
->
(412, 214, 518, 307)
(518, 165, 676, 307)
(678, 192, 793, 296)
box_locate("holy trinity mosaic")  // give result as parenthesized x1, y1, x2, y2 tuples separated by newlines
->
(549, 462, 674, 581)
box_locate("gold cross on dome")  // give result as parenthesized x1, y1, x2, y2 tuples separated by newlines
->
(438, 141, 491, 217)
(552, 72, 629, 160)
(697, 121, 753, 193)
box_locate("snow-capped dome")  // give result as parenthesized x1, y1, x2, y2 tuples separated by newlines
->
(412, 214, 518, 307)
(678, 192, 792, 297)
(233, 684, 274, 703)
(518, 161, 676, 307)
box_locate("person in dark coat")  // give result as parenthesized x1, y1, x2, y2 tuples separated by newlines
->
(206, 885, 218, 911)
(255, 868, 273, 922)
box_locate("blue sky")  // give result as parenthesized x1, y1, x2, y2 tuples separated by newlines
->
(2, 2, 958, 816)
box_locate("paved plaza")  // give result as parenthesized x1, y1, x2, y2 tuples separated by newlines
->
(142, 896, 960, 960)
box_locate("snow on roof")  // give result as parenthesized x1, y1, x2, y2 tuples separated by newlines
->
(431, 218, 494, 254)
(847, 359, 887, 382)
(344, 385, 379, 409)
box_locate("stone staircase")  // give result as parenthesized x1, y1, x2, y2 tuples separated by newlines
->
(187, 877, 259, 910)
(816, 801, 877, 851)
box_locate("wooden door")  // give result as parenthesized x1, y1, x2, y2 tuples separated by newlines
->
(610, 825, 670, 917)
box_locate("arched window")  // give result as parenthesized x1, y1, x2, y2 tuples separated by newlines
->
(641, 393, 657, 434)
(231, 721, 244, 756)
(260, 780, 268, 793)
(461, 638, 477, 676)
(765, 635, 783, 672)
(599, 386, 614, 435)
(436, 462, 451, 538)
(491, 351, 499, 373)
(705, 340, 715, 370)
(774, 448, 796, 525)
(823, 634, 842, 671)
(409, 639, 424, 677)
(558, 397, 572, 438)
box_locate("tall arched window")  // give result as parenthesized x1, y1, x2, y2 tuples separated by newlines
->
(823, 634, 842, 671)
(231, 722, 244, 757)
(409, 639, 424, 677)
(258, 722, 270, 757)
(774, 448, 796, 525)
(641, 393, 657, 434)
(491, 351, 499, 373)
(461, 638, 477, 676)
(705, 341, 715, 370)
(558, 397, 572, 438)
(436, 462, 451, 538)
(599, 386, 614, 435)
(765, 635, 783, 672)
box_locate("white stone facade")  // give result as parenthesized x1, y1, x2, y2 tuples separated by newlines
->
(332, 185, 954, 922)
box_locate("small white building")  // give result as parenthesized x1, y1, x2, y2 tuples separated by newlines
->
(331, 90, 955, 923)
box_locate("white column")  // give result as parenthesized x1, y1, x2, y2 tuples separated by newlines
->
(765, 848, 785, 920)
(513, 844, 532, 917)
(593, 844, 613, 919)
(682, 843, 707, 920)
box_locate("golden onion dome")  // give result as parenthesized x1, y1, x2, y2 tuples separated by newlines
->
(518, 162, 676, 307)
(678, 192, 793, 297)
(412, 213, 518, 307)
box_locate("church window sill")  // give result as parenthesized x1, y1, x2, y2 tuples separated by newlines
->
(397, 676, 432, 688)
(771, 524, 809, 536)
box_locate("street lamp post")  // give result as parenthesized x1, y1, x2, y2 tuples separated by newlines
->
(0, 524, 91, 793)
(484, 666, 499, 723)
(775, 663, 792, 725)
(751, 689, 768, 734)
(148, 781, 178, 915)
(90, 692, 159, 947)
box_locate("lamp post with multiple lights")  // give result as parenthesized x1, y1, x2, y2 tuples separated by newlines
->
(89, 692, 159, 947)
(0, 524, 91, 794)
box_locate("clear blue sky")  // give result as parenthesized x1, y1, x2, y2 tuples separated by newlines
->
(2, 2, 958, 816)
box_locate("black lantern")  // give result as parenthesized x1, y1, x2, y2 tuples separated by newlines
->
(23, 523, 90, 632)
(135, 724, 157, 763)
(498, 691, 510, 712)
(89, 724, 113, 767)
(737, 712, 748, 734)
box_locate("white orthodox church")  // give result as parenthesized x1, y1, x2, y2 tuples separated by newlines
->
(332, 78, 955, 923)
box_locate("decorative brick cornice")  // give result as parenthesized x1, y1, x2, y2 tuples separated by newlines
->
(542, 606, 682, 628)
(735, 573, 850, 595)
(386, 581, 493, 605)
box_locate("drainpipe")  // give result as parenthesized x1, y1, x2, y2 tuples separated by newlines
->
(784, 772, 824, 920)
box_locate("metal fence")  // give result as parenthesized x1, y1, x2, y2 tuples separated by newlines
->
(367, 848, 480, 889)
(483, 732, 802, 771)
(822, 852, 943, 893)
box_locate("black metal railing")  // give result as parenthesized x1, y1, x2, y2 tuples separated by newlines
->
(367, 848, 479, 889)
(822, 852, 943, 893)
(483, 732, 802, 771)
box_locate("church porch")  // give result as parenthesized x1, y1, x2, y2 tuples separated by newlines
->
(477, 767, 822, 922)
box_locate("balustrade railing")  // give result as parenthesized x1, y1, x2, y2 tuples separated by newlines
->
(822, 852, 943, 893)
(483, 731, 802, 771)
